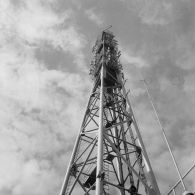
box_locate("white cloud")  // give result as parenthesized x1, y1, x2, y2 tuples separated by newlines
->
(12, 159, 60, 195)
(0, 0, 91, 194)
(184, 74, 195, 92)
(124, 0, 173, 26)
(85, 8, 104, 26)
(0, 0, 194, 194)
(0, 0, 87, 69)
(138, 1, 173, 26)
(0, 32, 90, 192)
(120, 48, 149, 68)
(175, 37, 195, 70)
(0, 58, 89, 194)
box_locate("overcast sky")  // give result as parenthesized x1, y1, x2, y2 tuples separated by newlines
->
(0, 0, 195, 194)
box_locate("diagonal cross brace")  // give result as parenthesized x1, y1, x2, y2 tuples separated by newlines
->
(104, 133, 150, 191)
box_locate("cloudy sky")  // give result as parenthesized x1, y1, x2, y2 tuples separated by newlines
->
(0, 0, 195, 194)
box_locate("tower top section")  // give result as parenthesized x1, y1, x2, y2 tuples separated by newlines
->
(89, 30, 122, 81)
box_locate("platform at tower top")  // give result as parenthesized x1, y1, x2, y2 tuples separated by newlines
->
(89, 30, 123, 84)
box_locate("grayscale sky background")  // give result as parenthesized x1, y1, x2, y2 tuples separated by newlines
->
(0, 0, 195, 194)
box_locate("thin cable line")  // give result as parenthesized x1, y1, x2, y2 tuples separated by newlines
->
(138, 70, 187, 192)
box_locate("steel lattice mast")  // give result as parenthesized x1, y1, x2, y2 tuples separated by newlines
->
(60, 30, 161, 195)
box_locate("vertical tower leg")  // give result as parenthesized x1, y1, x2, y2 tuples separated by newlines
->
(60, 134, 81, 195)
(96, 65, 105, 195)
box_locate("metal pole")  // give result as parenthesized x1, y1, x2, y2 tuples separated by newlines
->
(68, 139, 97, 194)
(119, 74, 161, 195)
(142, 78, 187, 192)
(167, 164, 195, 195)
(96, 51, 105, 195)
(59, 134, 81, 195)
(172, 188, 176, 195)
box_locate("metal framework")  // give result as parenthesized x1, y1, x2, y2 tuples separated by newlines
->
(60, 30, 161, 195)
